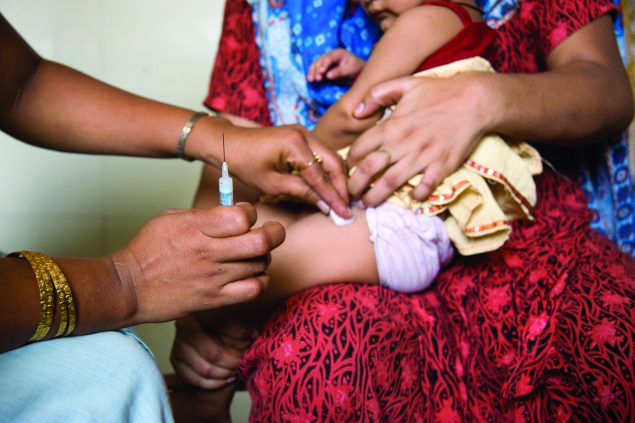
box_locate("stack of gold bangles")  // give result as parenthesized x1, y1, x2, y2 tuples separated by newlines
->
(9, 251, 76, 341)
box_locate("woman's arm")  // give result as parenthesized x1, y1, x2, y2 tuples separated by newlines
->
(0, 13, 216, 160)
(312, 6, 466, 149)
(347, 15, 633, 205)
(0, 14, 350, 217)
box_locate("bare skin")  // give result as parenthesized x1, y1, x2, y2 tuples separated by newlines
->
(312, 0, 483, 149)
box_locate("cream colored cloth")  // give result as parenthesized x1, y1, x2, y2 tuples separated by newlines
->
(344, 57, 542, 256)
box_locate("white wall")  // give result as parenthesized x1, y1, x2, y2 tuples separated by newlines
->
(0, 1, 251, 420)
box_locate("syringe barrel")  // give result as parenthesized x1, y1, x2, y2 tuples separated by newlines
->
(219, 162, 233, 206)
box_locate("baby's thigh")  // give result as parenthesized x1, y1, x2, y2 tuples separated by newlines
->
(255, 201, 315, 228)
(279, 208, 378, 284)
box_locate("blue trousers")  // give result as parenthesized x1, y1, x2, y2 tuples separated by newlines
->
(0, 330, 173, 422)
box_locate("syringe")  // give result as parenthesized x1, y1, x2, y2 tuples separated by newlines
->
(219, 133, 233, 206)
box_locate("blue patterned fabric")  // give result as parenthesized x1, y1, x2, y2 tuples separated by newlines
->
(477, 0, 519, 28)
(250, 0, 379, 129)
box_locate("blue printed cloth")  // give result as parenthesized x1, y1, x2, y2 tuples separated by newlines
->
(249, 0, 379, 128)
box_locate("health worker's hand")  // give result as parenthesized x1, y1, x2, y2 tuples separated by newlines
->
(226, 124, 352, 218)
(110, 203, 285, 324)
(347, 74, 490, 206)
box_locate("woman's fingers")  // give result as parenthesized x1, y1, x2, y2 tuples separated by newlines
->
(347, 148, 394, 200)
(354, 152, 420, 207)
(307, 137, 349, 203)
(411, 161, 448, 201)
(216, 275, 271, 307)
(111, 206, 288, 323)
(345, 118, 388, 171)
(197, 220, 284, 263)
(194, 203, 257, 238)
(353, 76, 419, 119)
(226, 124, 350, 216)
(173, 341, 236, 381)
(281, 128, 351, 217)
(171, 317, 243, 389)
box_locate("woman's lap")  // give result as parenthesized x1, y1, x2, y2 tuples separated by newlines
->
(241, 170, 635, 421)
(0, 331, 173, 422)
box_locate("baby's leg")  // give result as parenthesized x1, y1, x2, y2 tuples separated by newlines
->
(257, 201, 454, 300)
(258, 206, 379, 300)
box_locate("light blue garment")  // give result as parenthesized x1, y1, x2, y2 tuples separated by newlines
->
(0, 330, 173, 423)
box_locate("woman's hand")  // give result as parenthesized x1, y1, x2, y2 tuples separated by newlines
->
(347, 73, 490, 206)
(307, 48, 366, 82)
(110, 203, 285, 325)
(225, 124, 352, 218)
(171, 316, 250, 390)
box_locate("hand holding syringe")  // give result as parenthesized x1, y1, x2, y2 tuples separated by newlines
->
(219, 133, 233, 206)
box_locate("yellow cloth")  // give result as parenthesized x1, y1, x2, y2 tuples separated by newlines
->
(344, 57, 542, 256)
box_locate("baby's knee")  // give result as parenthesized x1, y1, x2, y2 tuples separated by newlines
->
(366, 202, 453, 293)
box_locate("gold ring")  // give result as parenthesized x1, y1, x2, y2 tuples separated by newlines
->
(308, 151, 323, 167)
(377, 149, 392, 166)
(291, 152, 323, 175)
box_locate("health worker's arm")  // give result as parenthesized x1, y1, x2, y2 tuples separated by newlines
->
(0, 13, 350, 217)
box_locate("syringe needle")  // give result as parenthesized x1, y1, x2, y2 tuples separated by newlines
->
(218, 133, 233, 206)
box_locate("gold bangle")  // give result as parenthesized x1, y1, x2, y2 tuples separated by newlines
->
(43, 255, 76, 336)
(26, 253, 69, 337)
(177, 111, 213, 161)
(9, 251, 55, 341)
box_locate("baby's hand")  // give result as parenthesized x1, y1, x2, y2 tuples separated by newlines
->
(307, 48, 365, 83)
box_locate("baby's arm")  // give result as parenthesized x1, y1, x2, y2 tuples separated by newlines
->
(307, 48, 366, 83)
(313, 6, 466, 149)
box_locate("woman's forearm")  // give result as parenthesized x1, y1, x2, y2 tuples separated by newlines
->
(0, 13, 231, 165)
(0, 256, 134, 353)
(487, 15, 633, 145)
(3, 59, 232, 162)
(486, 61, 633, 145)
